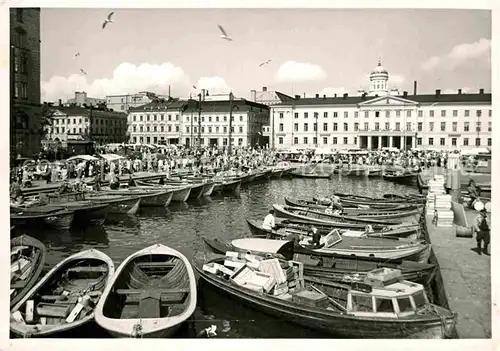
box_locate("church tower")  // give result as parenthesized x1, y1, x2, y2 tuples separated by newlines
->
(368, 59, 389, 96)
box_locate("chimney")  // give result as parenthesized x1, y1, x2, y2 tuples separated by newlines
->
(295, 94, 300, 99)
(343, 93, 348, 99)
(58, 99, 62, 107)
(323, 95, 326, 99)
(403, 91, 408, 98)
(315, 94, 319, 98)
(334, 93, 337, 98)
(458, 89, 462, 95)
(262, 86, 267, 92)
(479, 88, 484, 94)
(435, 89, 441, 97)
(251, 90, 257, 102)
(303, 93, 306, 98)
(362, 93, 367, 99)
(413, 81, 417, 95)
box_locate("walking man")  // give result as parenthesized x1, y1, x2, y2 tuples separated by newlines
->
(472, 206, 490, 255)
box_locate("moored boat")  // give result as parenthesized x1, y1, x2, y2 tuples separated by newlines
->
(97, 188, 173, 207)
(10, 207, 75, 230)
(270, 168, 285, 179)
(289, 169, 333, 179)
(10, 249, 114, 337)
(134, 181, 192, 203)
(87, 195, 141, 215)
(95, 244, 197, 338)
(10, 235, 47, 308)
(194, 255, 456, 338)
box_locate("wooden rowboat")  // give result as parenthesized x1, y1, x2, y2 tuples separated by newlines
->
(194, 256, 456, 338)
(95, 244, 197, 338)
(97, 189, 173, 207)
(10, 249, 114, 337)
(134, 181, 192, 203)
(86, 195, 141, 215)
(201, 237, 437, 285)
(10, 235, 47, 308)
(288, 170, 333, 179)
(270, 168, 285, 179)
(10, 208, 75, 230)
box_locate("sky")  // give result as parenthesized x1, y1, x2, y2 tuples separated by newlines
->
(39, 8, 492, 102)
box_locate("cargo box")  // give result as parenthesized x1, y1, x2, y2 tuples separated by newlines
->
(291, 290, 328, 308)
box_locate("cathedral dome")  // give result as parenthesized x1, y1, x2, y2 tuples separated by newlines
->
(370, 60, 388, 76)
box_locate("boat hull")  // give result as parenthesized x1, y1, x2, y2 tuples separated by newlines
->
(89, 196, 141, 215)
(202, 182, 215, 196)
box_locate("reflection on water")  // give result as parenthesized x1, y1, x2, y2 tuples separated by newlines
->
(11, 177, 418, 338)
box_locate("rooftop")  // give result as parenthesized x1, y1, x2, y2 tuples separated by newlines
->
(52, 106, 128, 118)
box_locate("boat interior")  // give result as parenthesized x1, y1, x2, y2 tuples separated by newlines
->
(102, 254, 190, 320)
(12, 258, 110, 326)
(11, 244, 40, 299)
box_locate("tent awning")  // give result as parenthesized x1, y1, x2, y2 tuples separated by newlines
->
(67, 155, 99, 161)
(99, 153, 124, 161)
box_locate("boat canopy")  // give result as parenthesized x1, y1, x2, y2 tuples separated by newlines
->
(99, 154, 124, 162)
(67, 155, 99, 162)
(231, 238, 295, 259)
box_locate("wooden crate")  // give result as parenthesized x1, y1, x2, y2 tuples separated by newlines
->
(291, 290, 328, 308)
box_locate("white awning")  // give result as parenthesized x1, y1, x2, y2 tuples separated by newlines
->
(67, 155, 99, 161)
(98, 153, 124, 161)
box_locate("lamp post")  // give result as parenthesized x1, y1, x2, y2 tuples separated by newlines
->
(228, 91, 234, 155)
(271, 108, 275, 150)
(314, 112, 319, 148)
(197, 89, 205, 147)
(190, 100, 194, 148)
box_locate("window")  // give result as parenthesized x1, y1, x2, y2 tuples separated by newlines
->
(16, 8, 23, 22)
(417, 137, 422, 146)
(239, 126, 243, 133)
(278, 137, 283, 144)
(294, 123, 298, 132)
(429, 122, 434, 131)
(351, 295, 373, 312)
(168, 114, 172, 121)
(240, 115, 243, 122)
(364, 111, 369, 118)
(294, 112, 299, 119)
(279, 123, 284, 132)
(441, 110, 446, 117)
(374, 298, 394, 313)
(488, 138, 491, 146)
(429, 110, 434, 117)
(161, 115, 164, 121)
(440, 138, 445, 146)
(343, 137, 348, 144)
(476, 122, 481, 132)
(333, 112, 338, 118)
(313, 137, 317, 145)
(354, 111, 359, 118)
(323, 112, 328, 118)
(354, 122, 359, 131)
(354, 137, 357, 145)
(418, 110, 423, 117)
(293, 137, 298, 144)
(412, 292, 426, 308)
(396, 110, 401, 117)
(440, 122, 446, 132)
(397, 297, 413, 313)
(304, 123, 308, 132)
(395, 122, 400, 131)
(406, 110, 411, 117)
(313, 123, 317, 132)
(279, 112, 284, 119)
(364, 122, 369, 131)
(417, 122, 423, 131)
(374, 122, 379, 131)
(451, 138, 457, 146)
(223, 126, 227, 133)
(429, 138, 434, 146)
(488, 122, 492, 131)
(303, 137, 308, 144)
(385, 122, 390, 131)
(215, 126, 219, 132)
(333, 137, 337, 144)
(344, 112, 348, 118)
(477, 110, 482, 117)
(406, 122, 411, 131)
(333, 123, 338, 131)
(314, 112, 319, 119)
(452, 110, 458, 117)
(465, 110, 470, 117)
(323, 137, 328, 144)
(385, 110, 390, 118)
(224, 116, 227, 122)
(452, 122, 457, 132)
(375, 111, 380, 118)
(464, 122, 469, 132)
(343, 123, 348, 132)
(476, 138, 481, 146)
(323, 123, 328, 132)
(304, 112, 308, 119)
(464, 138, 469, 146)
(153, 126, 157, 132)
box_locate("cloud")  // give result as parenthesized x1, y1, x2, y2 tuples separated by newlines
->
(318, 87, 349, 97)
(41, 62, 230, 102)
(195, 76, 231, 94)
(421, 38, 491, 71)
(442, 87, 473, 94)
(275, 61, 327, 83)
(388, 74, 405, 86)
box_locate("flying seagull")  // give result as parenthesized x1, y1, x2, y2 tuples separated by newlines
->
(80, 68, 87, 75)
(218, 25, 233, 41)
(259, 59, 272, 67)
(193, 85, 197, 89)
(74, 52, 80, 58)
(102, 12, 114, 29)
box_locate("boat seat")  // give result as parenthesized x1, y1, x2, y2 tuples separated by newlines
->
(67, 266, 108, 273)
(117, 288, 189, 305)
(11, 280, 26, 289)
(138, 291, 161, 318)
(134, 262, 177, 269)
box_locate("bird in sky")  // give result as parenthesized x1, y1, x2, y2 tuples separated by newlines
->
(102, 12, 114, 29)
(80, 68, 87, 75)
(259, 59, 272, 67)
(74, 53, 80, 58)
(193, 85, 197, 89)
(217, 25, 233, 41)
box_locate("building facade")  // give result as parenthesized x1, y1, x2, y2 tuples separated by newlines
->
(106, 91, 159, 113)
(44, 105, 128, 146)
(10, 7, 41, 157)
(127, 98, 270, 147)
(66, 91, 106, 107)
(269, 62, 492, 151)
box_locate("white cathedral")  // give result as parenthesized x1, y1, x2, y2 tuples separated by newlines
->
(358, 60, 400, 97)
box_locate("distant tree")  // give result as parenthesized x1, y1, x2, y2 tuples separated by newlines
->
(36, 104, 56, 140)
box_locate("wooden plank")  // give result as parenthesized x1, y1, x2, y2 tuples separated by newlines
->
(115, 288, 189, 295)
(25, 300, 34, 323)
(40, 317, 47, 325)
(11, 246, 30, 256)
(135, 262, 177, 269)
(138, 291, 161, 318)
(36, 303, 71, 318)
(67, 266, 108, 273)
(66, 296, 90, 323)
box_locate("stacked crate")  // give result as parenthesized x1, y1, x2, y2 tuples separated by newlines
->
(426, 175, 446, 216)
(435, 194, 454, 227)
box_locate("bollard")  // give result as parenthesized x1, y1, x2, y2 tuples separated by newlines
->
(450, 169, 461, 203)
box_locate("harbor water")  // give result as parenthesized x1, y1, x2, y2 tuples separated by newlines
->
(11, 175, 420, 338)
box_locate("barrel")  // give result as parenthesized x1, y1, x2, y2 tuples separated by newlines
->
(456, 225, 473, 238)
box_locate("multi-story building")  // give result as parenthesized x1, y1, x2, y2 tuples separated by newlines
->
(127, 97, 270, 147)
(106, 91, 159, 113)
(269, 61, 491, 151)
(44, 105, 128, 146)
(10, 7, 41, 157)
(66, 91, 106, 107)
